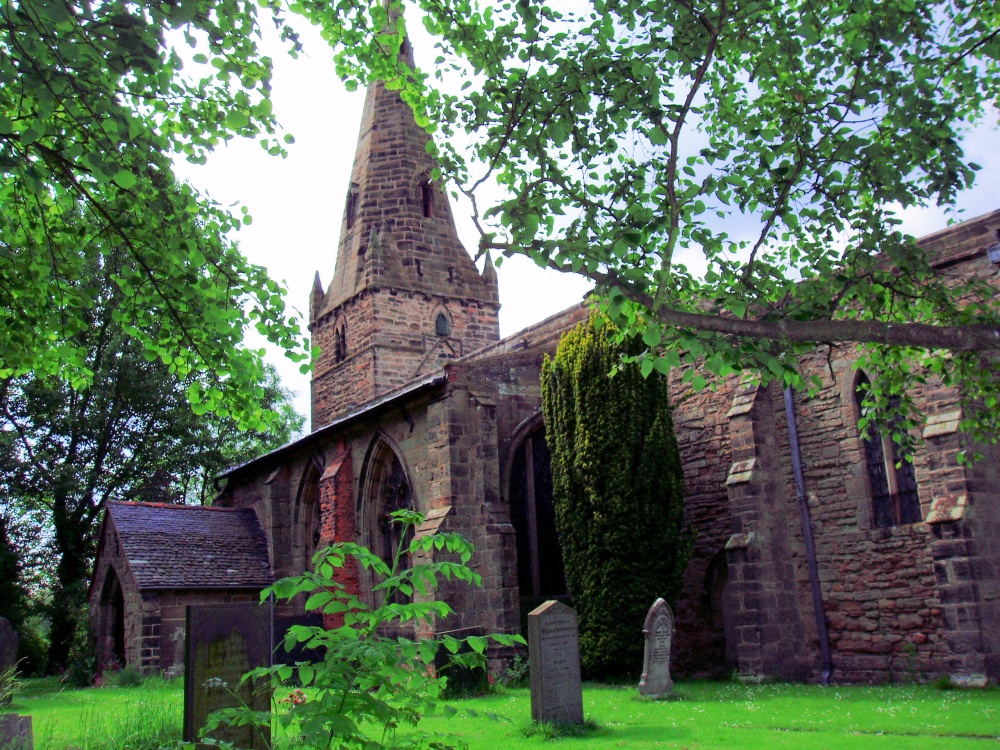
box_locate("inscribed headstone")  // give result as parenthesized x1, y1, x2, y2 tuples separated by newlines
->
(184, 603, 272, 750)
(0, 617, 18, 676)
(638, 598, 674, 698)
(0, 714, 32, 750)
(528, 600, 583, 725)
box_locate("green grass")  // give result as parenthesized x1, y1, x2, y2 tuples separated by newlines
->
(9, 677, 182, 750)
(7, 678, 998, 749)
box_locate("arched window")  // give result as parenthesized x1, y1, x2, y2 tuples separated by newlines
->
(508, 424, 568, 601)
(855, 373, 921, 527)
(345, 184, 359, 229)
(361, 439, 414, 606)
(419, 179, 434, 218)
(334, 323, 347, 363)
(293, 462, 322, 576)
(434, 312, 451, 337)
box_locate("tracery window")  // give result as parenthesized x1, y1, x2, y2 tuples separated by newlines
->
(855, 373, 921, 527)
(362, 440, 414, 606)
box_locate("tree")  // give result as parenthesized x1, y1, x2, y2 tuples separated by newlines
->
(541, 314, 691, 678)
(0, 259, 304, 670)
(1, 0, 310, 428)
(302, 0, 1000, 443)
(0, 512, 28, 633)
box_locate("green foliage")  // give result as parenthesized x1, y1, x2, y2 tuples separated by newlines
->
(311, 0, 1000, 445)
(1, 259, 304, 669)
(0, 0, 311, 431)
(204, 510, 523, 749)
(64, 609, 97, 689)
(0, 513, 27, 632)
(498, 656, 529, 690)
(110, 665, 145, 689)
(541, 314, 691, 679)
(0, 662, 21, 709)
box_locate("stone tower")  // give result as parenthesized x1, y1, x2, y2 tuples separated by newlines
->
(309, 39, 501, 429)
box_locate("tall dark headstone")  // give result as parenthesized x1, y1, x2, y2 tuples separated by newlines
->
(528, 600, 584, 725)
(0, 617, 18, 678)
(638, 598, 675, 698)
(184, 603, 272, 750)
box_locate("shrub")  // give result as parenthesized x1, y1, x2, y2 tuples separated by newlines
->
(204, 510, 524, 749)
(113, 665, 145, 687)
(541, 313, 692, 678)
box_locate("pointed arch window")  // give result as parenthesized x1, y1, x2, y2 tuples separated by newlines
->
(334, 322, 347, 363)
(508, 424, 568, 600)
(855, 373, 921, 527)
(435, 312, 451, 337)
(361, 440, 414, 606)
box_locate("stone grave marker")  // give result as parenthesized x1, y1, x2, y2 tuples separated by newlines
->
(0, 616, 18, 677)
(528, 600, 583, 725)
(184, 603, 272, 749)
(0, 714, 32, 750)
(638, 598, 675, 698)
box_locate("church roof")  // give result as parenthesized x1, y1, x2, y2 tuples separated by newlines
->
(106, 501, 272, 590)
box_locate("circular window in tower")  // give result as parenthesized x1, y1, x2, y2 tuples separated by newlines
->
(435, 312, 451, 337)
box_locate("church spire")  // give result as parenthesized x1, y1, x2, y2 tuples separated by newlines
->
(313, 27, 497, 318)
(309, 18, 500, 428)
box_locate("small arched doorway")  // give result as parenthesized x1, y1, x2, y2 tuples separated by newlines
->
(507, 424, 568, 613)
(100, 568, 126, 669)
(705, 550, 737, 672)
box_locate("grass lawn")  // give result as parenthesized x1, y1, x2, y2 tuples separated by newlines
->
(7, 678, 998, 749)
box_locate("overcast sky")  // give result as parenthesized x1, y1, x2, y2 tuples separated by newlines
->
(173, 18, 1000, 430)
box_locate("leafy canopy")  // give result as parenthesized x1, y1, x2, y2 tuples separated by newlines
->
(1, 0, 310, 429)
(301, 0, 1000, 441)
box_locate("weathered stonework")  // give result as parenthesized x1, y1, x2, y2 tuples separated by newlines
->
(90, 22, 1000, 684)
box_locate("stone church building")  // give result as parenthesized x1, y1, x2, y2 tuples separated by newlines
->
(90, 40, 1000, 684)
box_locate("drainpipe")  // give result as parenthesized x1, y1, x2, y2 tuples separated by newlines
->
(783, 386, 833, 685)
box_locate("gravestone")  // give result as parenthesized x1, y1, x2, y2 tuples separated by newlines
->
(184, 603, 272, 750)
(528, 600, 583, 725)
(0, 714, 32, 750)
(0, 616, 18, 676)
(638, 598, 675, 698)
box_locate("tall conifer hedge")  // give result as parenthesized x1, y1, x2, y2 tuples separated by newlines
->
(541, 314, 691, 678)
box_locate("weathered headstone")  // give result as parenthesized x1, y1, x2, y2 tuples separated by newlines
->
(638, 598, 675, 698)
(184, 603, 272, 750)
(0, 714, 32, 750)
(528, 600, 583, 725)
(0, 617, 18, 676)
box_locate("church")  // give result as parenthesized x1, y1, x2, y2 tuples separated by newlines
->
(89, 38, 1000, 685)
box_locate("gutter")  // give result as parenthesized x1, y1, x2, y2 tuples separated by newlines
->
(783, 386, 833, 685)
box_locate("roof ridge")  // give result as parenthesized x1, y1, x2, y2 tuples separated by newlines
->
(108, 500, 247, 512)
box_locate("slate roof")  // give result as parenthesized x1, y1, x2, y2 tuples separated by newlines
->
(106, 502, 273, 590)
